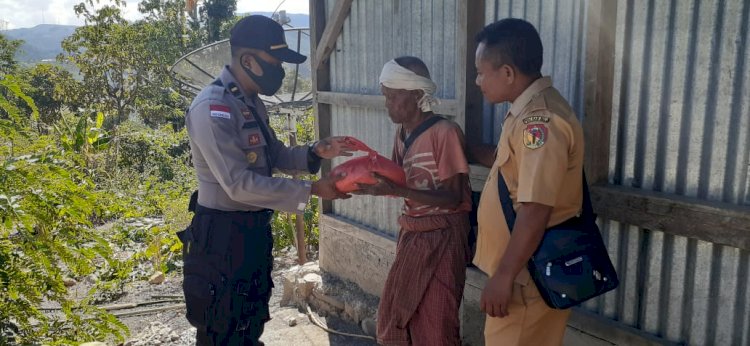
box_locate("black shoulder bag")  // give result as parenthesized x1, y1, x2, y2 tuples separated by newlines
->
(497, 172, 619, 309)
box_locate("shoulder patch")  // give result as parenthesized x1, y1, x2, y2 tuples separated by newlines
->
(523, 124, 548, 149)
(522, 115, 550, 124)
(210, 104, 231, 119)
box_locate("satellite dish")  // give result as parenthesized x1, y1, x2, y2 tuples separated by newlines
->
(170, 27, 312, 109)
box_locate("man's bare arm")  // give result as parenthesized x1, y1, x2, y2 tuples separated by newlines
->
(493, 202, 552, 280)
(355, 173, 467, 209)
(480, 202, 552, 317)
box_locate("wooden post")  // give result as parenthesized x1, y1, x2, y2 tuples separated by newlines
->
(312, 0, 354, 71)
(583, 0, 618, 185)
(462, 0, 486, 144)
(288, 113, 307, 264)
(310, 0, 333, 214)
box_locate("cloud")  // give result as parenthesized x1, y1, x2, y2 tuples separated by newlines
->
(237, 0, 309, 15)
(0, 0, 308, 29)
(0, 0, 142, 29)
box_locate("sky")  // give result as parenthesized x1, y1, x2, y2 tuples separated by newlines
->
(0, 0, 309, 29)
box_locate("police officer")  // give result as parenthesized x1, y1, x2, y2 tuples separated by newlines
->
(181, 15, 352, 345)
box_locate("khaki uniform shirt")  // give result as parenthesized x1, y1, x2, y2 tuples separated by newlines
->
(186, 66, 314, 213)
(473, 77, 584, 285)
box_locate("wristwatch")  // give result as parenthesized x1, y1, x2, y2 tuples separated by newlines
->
(307, 141, 323, 173)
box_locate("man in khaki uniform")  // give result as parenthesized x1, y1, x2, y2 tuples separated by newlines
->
(469, 18, 585, 345)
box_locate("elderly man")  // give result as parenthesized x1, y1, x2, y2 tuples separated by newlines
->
(355, 56, 471, 345)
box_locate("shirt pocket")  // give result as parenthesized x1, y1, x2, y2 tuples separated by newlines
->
(240, 127, 269, 170)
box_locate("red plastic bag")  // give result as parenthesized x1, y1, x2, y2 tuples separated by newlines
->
(330, 137, 406, 193)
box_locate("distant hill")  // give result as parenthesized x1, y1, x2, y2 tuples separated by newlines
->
(248, 12, 310, 29)
(2, 13, 311, 66)
(3, 24, 77, 62)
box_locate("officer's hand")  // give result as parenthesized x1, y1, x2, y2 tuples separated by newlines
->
(314, 136, 355, 159)
(311, 173, 352, 200)
(480, 273, 514, 318)
(352, 173, 403, 197)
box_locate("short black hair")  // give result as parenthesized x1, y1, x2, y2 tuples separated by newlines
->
(394, 56, 431, 79)
(475, 18, 543, 75)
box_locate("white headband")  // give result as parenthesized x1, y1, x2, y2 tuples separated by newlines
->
(378, 59, 440, 112)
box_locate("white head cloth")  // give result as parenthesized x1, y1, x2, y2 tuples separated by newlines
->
(378, 59, 440, 112)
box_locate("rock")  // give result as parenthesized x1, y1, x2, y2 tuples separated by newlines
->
(149, 271, 165, 284)
(295, 273, 321, 299)
(303, 273, 322, 285)
(80, 343, 107, 346)
(361, 318, 377, 337)
(312, 289, 345, 311)
(300, 262, 320, 275)
(287, 317, 298, 327)
(345, 300, 366, 323)
(280, 271, 297, 306)
(62, 277, 77, 287)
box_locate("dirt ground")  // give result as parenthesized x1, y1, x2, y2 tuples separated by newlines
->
(106, 249, 377, 346)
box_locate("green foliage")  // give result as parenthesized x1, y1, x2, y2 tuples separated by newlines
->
(1, 1, 319, 343)
(0, 34, 23, 75)
(61, 0, 191, 125)
(268, 108, 321, 253)
(0, 75, 128, 345)
(200, 0, 237, 42)
(18, 64, 79, 129)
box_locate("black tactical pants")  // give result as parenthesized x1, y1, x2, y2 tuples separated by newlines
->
(178, 204, 274, 346)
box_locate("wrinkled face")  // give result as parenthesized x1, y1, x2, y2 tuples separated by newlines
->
(381, 85, 421, 124)
(475, 42, 514, 104)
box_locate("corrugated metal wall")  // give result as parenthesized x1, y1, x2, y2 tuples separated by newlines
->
(482, 0, 588, 144)
(592, 0, 750, 345)
(479, 0, 750, 345)
(321, 0, 750, 343)
(326, 0, 461, 237)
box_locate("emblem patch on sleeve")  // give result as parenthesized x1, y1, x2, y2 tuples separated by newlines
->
(523, 124, 548, 149)
(242, 110, 252, 120)
(246, 151, 258, 164)
(210, 104, 231, 119)
(248, 133, 261, 146)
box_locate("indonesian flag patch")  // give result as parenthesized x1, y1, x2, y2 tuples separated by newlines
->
(210, 104, 231, 119)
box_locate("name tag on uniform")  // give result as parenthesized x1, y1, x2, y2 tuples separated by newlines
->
(210, 104, 231, 119)
(242, 121, 259, 129)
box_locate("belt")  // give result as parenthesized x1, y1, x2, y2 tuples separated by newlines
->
(194, 204, 274, 226)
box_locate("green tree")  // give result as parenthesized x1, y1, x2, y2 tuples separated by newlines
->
(200, 0, 237, 42)
(20, 64, 79, 130)
(0, 34, 22, 75)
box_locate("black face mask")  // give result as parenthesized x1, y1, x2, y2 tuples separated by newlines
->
(242, 54, 285, 96)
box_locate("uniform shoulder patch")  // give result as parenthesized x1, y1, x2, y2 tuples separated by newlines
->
(523, 124, 548, 149)
(209, 104, 231, 119)
(522, 115, 550, 124)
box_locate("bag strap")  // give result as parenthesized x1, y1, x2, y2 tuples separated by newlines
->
(403, 115, 444, 151)
(497, 169, 595, 233)
(397, 116, 444, 165)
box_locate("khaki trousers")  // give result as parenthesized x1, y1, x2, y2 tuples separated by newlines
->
(484, 281, 571, 346)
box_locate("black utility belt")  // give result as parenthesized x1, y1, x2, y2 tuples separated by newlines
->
(194, 204, 274, 225)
